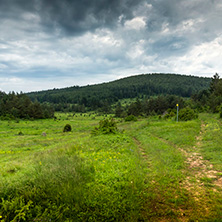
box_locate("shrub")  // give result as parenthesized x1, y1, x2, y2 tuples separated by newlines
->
(63, 124, 72, 132)
(163, 109, 176, 119)
(18, 131, 24, 136)
(0, 114, 15, 120)
(92, 118, 118, 135)
(125, 115, 137, 122)
(219, 105, 222, 118)
(178, 107, 198, 121)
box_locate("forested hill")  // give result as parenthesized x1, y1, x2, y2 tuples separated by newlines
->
(27, 73, 211, 110)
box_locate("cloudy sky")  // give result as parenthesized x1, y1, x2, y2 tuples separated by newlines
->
(0, 0, 222, 92)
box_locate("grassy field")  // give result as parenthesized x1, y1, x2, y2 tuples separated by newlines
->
(0, 113, 222, 221)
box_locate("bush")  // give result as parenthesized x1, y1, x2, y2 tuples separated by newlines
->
(0, 114, 15, 120)
(63, 124, 72, 132)
(163, 109, 176, 119)
(219, 105, 222, 118)
(18, 131, 24, 136)
(178, 107, 198, 121)
(125, 115, 137, 122)
(92, 118, 118, 135)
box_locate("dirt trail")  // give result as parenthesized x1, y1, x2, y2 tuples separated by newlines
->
(132, 122, 222, 221)
(180, 123, 222, 191)
(133, 137, 149, 163)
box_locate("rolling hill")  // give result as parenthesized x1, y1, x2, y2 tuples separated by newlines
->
(27, 73, 211, 111)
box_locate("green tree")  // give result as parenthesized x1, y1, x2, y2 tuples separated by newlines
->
(115, 102, 124, 117)
(208, 73, 222, 112)
(210, 73, 220, 93)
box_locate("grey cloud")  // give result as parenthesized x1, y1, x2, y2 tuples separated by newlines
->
(149, 0, 215, 26)
(0, 0, 144, 36)
(0, 0, 221, 92)
(151, 37, 189, 56)
(1, 0, 221, 41)
(39, 0, 145, 35)
(147, 0, 221, 37)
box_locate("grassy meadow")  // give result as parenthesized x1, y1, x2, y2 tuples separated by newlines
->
(0, 113, 222, 221)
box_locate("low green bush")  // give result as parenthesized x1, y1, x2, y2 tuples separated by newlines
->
(178, 107, 198, 121)
(63, 124, 72, 132)
(164, 109, 176, 119)
(125, 115, 137, 122)
(0, 114, 15, 121)
(18, 131, 24, 136)
(219, 105, 222, 118)
(92, 118, 118, 135)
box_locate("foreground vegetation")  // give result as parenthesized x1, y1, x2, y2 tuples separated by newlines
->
(0, 112, 222, 221)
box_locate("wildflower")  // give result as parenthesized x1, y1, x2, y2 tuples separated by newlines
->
(39, 161, 42, 165)
(0, 215, 2, 218)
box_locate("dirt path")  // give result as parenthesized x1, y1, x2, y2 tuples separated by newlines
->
(133, 137, 150, 164)
(181, 123, 222, 191)
(133, 122, 222, 221)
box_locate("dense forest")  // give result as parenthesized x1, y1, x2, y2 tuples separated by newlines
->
(0, 92, 54, 120)
(114, 73, 222, 119)
(1, 73, 221, 120)
(27, 73, 211, 112)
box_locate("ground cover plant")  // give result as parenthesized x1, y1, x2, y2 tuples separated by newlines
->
(0, 113, 144, 221)
(91, 118, 118, 135)
(63, 123, 72, 132)
(0, 112, 222, 221)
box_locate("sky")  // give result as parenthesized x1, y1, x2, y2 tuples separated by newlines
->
(0, 0, 222, 93)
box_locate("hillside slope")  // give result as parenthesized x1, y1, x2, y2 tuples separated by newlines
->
(27, 73, 211, 109)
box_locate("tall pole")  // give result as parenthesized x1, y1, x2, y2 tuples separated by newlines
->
(176, 104, 179, 122)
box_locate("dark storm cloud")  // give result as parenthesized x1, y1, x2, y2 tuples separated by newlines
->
(41, 0, 144, 34)
(1, 0, 221, 39)
(0, 0, 144, 35)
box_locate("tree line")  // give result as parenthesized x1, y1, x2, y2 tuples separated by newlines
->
(192, 73, 222, 113)
(0, 92, 54, 120)
(114, 95, 185, 118)
(27, 73, 211, 113)
(113, 73, 222, 119)
(1, 73, 220, 120)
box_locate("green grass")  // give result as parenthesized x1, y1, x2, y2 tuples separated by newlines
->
(121, 119, 191, 220)
(200, 113, 222, 171)
(119, 115, 222, 221)
(0, 113, 222, 221)
(0, 113, 144, 221)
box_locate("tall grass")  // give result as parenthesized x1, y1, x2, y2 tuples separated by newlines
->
(0, 114, 145, 221)
(1, 113, 222, 221)
(0, 147, 94, 221)
(200, 113, 222, 171)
